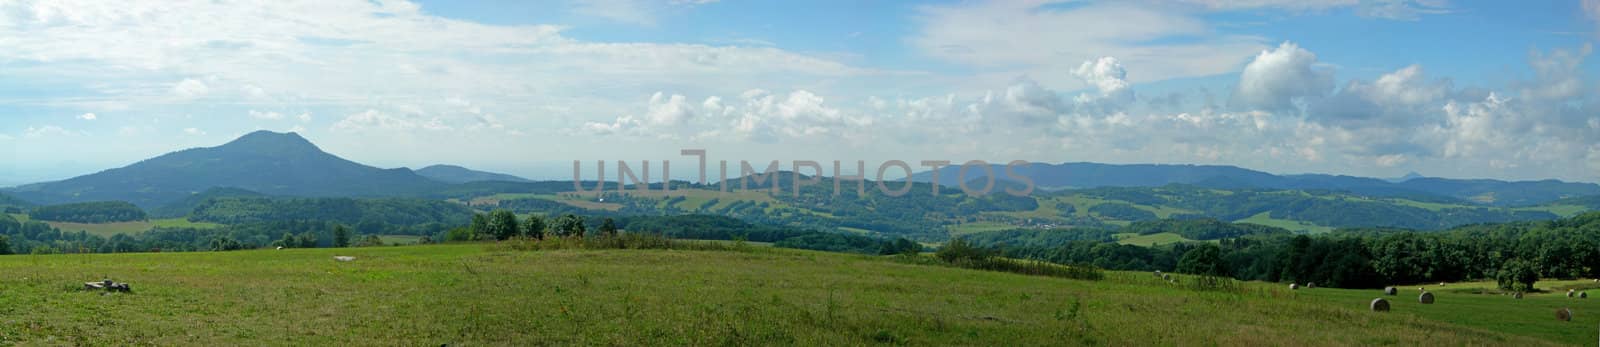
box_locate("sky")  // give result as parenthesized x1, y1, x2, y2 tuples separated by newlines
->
(2, 0, 1600, 186)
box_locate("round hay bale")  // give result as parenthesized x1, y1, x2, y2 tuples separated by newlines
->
(1556, 308, 1572, 322)
(1418, 287, 1425, 292)
(1568, 289, 1576, 298)
(1514, 292, 1524, 299)
(1582, 292, 1589, 299)
(1384, 286, 1397, 295)
(1438, 282, 1446, 286)
(1370, 298, 1390, 312)
(1418, 292, 1435, 304)
(1289, 283, 1299, 290)
(1162, 273, 1172, 281)
(1154, 270, 1162, 277)
(1306, 282, 1316, 289)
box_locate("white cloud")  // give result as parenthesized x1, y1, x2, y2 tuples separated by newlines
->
(297, 113, 312, 122)
(77, 112, 96, 120)
(172, 78, 209, 98)
(910, 1, 1266, 89)
(1177, 0, 1452, 20)
(643, 92, 696, 126)
(248, 110, 285, 120)
(1070, 57, 1135, 112)
(182, 127, 205, 136)
(1231, 42, 1334, 112)
(23, 125, 72, 138)
(572, 0, 719, 26)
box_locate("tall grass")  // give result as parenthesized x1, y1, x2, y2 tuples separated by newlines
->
(489, 233, 752, 252)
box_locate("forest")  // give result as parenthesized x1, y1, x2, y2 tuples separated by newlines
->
(28, 201, 147, 223)
(973, 212, 1600, 289)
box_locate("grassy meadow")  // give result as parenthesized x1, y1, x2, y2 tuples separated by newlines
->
(0, 244, 1593, 345)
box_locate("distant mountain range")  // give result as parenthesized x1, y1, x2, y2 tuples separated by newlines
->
(5, 131, 1598, 209)
(908, 162, 1600, 206)
(415, 165, 530, 184)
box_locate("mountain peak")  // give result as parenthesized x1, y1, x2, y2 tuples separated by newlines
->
(219, 130, 321, 154)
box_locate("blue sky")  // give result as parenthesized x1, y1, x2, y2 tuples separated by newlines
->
(1, 0, 1599, 186)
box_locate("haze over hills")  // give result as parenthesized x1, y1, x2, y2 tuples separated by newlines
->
(909, 162, 1600, 206)
(3, 131, 447, 208)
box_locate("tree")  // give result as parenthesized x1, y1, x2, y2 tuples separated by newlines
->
(487, 209, 520, 240)
(599, 218, 618, 237)
(279, 233, 297, 249)
(553, 214, 586, 238)
(0, 235, 12, 255)
(1496, 259, 1539, 293)
(297, 231, 318, 248)
(333, 225, 351, 248)
(445, 227, 473, 242)
(1177, 244, 1228, 276)
(523, 215, 547, 240)
(469, 213, 488, 241)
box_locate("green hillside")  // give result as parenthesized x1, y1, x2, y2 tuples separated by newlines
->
(0, 244, 1586, 345)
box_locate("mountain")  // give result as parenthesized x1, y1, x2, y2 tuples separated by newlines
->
(3, 131, 446, 208)
(1389, 172, 1426, 183)
(909, 162, 1600, 206)
(415, 165, 531, 184)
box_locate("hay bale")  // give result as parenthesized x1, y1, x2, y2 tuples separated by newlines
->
(333, 256, 356, 262)
(1514, 292, 1524, 299)
(1370, 298, 1390, 312)
(1306, 282, 1316, 289)
(1438, 282, 1446, 286)
(1556, 308, 1572, 322)
(1384, 286, 1397, 295)
(1569, 289, 1576, 298)
(1161, 273, 1172, 281)
(1418, 292, 1435, 304)
(1289, 283, 1299, 290)
(1582, 292, 1589, 299)
(1154, 270, 1162, 277)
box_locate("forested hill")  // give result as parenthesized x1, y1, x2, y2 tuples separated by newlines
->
(908, 162, 1600, 206)
(3, 131, 446, 208)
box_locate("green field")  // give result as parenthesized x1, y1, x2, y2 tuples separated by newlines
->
(1113, 232, 1207, 246)
(9, 214, 222, 237)
(0, 244, 1591, 345)
(1235, 212, 1336, 234)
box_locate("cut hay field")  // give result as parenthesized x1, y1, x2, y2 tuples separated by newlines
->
(8, 214, 223, 237)
(0, 244, 1593, 345)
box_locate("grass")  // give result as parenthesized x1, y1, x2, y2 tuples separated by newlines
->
(1113, 232, 1210, 246)
(8, 215, 222, 238)
(1236, 211, 1336, 234)
(0, 244, 1585, 345)
(947, 221, 1018, 235)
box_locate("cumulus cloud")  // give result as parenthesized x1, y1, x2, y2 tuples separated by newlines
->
(1070, 57, 1135, 112)
(1231, 42, 1334, 112)
(77, 113, 96, 121)
(297, 113, 312, 122)
(1309, 64, 1450, 127)
(643, 92, 696, 126)
(182, 127, 206, 136)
